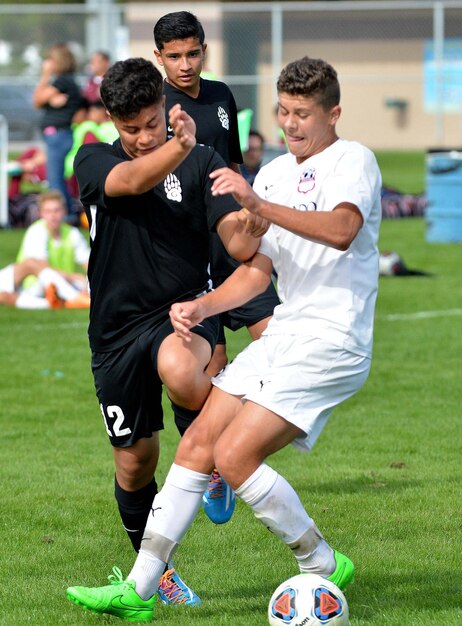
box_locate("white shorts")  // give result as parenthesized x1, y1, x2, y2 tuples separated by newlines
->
(0, 265, 14, 294)
(212, 334, 371, 452)
(0, 265, 44, 298)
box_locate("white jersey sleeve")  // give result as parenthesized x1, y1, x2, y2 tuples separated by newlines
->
(70, 227, 90, 267)
(20, 221, 49, 260)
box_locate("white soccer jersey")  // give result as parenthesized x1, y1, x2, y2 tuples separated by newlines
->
(253, 138, 382, 357)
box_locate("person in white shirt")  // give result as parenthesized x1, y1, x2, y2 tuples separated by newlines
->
(66, 56, 381, 621)
(0, 189, 90, 309)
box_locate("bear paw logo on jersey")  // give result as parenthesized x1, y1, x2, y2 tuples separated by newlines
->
(217, 106, 230, 130)
(164, 173, 182, 202)
(297, 168, 316, 193)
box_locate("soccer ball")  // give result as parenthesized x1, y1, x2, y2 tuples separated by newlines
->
(268, 574, 349, 626)
(378, 251, 405, 276)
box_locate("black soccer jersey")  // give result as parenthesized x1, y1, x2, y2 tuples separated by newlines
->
(163, 78, 244, 283)
(74, 139, 240, 352)
(163, 78, 242, 167)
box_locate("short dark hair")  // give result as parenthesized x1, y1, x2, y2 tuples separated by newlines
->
(277, 57, 340, 110)
(100, 58, 163, 119)
(154, 11, 205, 50)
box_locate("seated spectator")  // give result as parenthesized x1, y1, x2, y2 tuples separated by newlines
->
(240, 129, 265, 186)
(8, 147, 47, 201)
(0, 189, 91, 309)
(0, 258, 85, 309)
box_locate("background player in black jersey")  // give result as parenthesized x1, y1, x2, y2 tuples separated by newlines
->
(72, 57, 266, 608)
(153, 10, 280, 524)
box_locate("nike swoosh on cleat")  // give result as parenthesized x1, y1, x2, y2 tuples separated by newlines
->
(110, 594, 148, 611)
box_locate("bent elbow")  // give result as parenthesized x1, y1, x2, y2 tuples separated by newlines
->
(334, 227, 358, 251)
(226, 242, 259, 264)
(335, 238, 352, 252)
(231, 250, 254, 264)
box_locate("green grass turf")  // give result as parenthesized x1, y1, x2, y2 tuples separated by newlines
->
(374, 151, 426, 195)
(1, 175, 461, 624)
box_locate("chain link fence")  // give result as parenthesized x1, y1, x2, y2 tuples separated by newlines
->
(1, 1, 462, 150)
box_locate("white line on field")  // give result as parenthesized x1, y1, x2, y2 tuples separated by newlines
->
(380, 308, 462, 321)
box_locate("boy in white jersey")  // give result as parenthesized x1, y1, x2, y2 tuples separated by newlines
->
(66, 56, 381, 622)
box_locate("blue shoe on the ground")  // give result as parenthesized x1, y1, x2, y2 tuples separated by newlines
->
(157, 563, 202, 606)
(202, 468, 236, 524)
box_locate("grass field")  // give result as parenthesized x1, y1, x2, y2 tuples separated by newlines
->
(1, 155, 461, 625)
(374, 151, 426, 195)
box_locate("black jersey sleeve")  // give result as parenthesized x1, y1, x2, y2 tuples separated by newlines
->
(74, 142, 123, 207)
(188, 145, 242, 232)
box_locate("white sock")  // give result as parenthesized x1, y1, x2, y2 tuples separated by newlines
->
(16, 292, 50, 309)
(127, 552, 166, 601)
(235, 463, 335, 574)
(295, 538, 335, 576)
(128, 463, 210, 600)
(38, 268, 79, 301)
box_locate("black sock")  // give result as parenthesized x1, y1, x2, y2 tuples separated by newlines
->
(170, 401, 201, 436)
(114, 476, 158, 552)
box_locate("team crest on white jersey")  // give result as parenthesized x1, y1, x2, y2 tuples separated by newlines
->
(164, 173, 182, 202)
(217, 106, 229, 130)
(298, 168, 316, 193)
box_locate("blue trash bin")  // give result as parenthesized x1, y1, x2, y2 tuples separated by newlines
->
(426, 150, 462, 243)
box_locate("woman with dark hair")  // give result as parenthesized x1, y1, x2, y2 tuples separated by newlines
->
(33, 43, 83, 217)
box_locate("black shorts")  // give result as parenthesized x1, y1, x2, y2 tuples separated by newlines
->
(91, 315, 219, 447)
(216, 281, 280, 344)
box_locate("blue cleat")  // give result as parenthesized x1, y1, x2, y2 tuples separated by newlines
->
(157, 563, 202, 606)
(202, 468, 236, 524)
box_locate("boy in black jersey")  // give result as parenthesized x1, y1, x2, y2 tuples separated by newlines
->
(154, 10, 279, 377)
(71, 57, 266, 609)
(153, 10, 280, 524)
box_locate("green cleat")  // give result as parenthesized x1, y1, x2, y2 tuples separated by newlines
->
(327, 550, 355, 591)
(66, 566, 155, 622)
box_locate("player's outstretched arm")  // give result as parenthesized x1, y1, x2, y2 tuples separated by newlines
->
(211, 167, 270, 263)
(105, 106, 196, 197)
(170, 253, 272, 341)
(168, 103, 196, 150)
(210, 167, 263, 213)
(211, 167, 363, 251)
